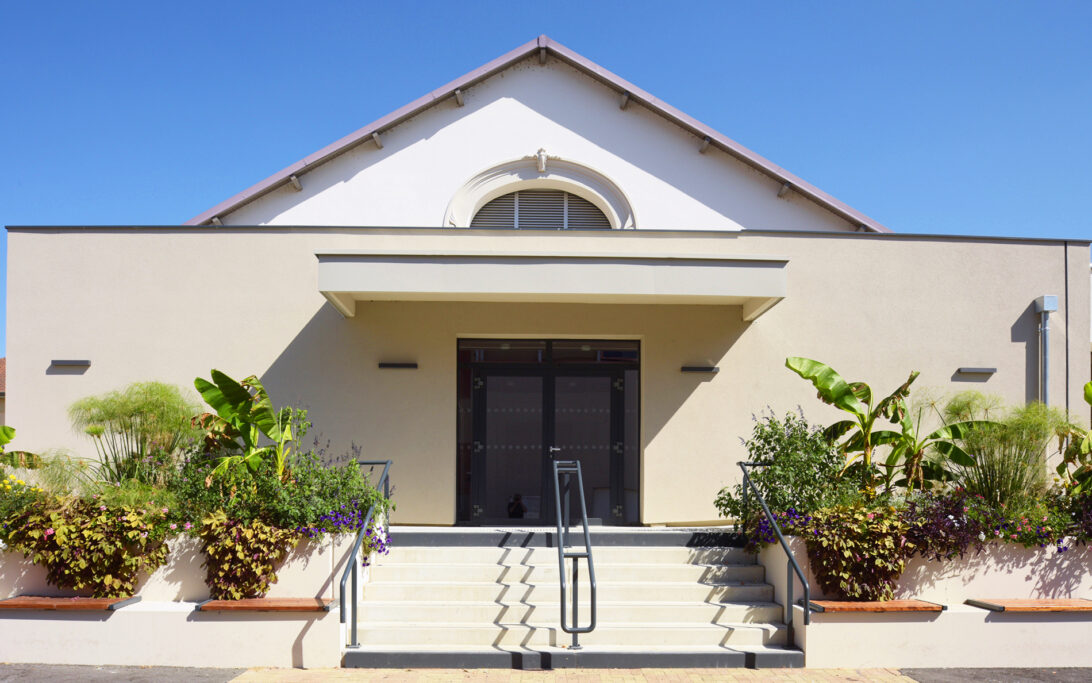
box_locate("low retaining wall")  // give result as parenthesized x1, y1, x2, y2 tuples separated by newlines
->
(759, 537, 1092, 668)
(0, 534, 365, 668)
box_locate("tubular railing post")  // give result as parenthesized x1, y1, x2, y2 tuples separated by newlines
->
(382, 475, 390, 538)
(339, 459, 392, 648)
(741, 484, 749, 535)
(563, 472, 571, 547)
(350, 559, 359, 647)
(739, 462, 810, 628)
(552, 460, 596, 646)
(571, 549, 580, 649)
(786, 559, 794, 645)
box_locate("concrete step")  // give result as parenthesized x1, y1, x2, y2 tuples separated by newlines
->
(355, 621, 787, 648)
(363, 581, 774, 603)
(358, 599, 784, 624)
(368, 561, 766, 584)
(382, 545, 756, 565)
(342, 644, 804, 669)
(387, 527, 746, 550)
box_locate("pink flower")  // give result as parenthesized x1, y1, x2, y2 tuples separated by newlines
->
(99, 505, 107, 511)
(161, 508, 169, 514)
(44, 528, 54, 536)
(141, 532, 148, 538)
(183, 522, 193, 530)
(169, 523, 177, 530)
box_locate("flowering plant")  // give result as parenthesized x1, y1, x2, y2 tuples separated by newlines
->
(0, 473, 45, 542)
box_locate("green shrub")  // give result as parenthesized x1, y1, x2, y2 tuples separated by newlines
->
(716, 410, 858, 523)
(5, 500, 171, 597)
(170, 451, 388, 531)
(69, 381, 200, 485)
(93, 478, 179, 514)
(804, 503, 912, 601)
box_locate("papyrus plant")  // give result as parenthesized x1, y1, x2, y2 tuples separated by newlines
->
(69, 382, 199, 484)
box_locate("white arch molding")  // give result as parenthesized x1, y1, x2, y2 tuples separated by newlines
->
(444, 155, 637, 229)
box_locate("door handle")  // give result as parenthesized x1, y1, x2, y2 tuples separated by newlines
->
(549, 446, 562, 454)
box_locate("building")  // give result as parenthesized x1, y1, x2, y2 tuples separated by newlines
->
(6, 36, 1090, 526)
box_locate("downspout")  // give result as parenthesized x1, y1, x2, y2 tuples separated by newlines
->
(1035, 295, 1058, 405)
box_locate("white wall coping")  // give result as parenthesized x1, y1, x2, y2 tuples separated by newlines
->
(315, 248, 788, 262)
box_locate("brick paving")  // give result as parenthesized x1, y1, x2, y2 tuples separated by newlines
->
(232, 668, 914, 682)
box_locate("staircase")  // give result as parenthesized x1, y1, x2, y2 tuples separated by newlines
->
(342, 527, 803, 669)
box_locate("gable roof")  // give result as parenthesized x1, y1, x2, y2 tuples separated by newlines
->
(186, 35, 891, 233)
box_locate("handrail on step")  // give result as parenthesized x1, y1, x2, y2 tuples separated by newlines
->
(739, 461, 810, 640)
(552, 459, 597, 650)
(339, 459, 392, 648)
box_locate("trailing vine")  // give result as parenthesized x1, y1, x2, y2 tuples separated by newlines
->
(200, 511, 300, 599)
(804, 504, 912, 601)
(6, 500, 171, 598)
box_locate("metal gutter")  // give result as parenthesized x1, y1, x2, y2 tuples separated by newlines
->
(8, 224, 1088, 247)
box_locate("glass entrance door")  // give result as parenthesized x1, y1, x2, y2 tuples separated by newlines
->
(472, 372, 546, 522)
(457, 340, 640, 525)
(553, 373, 616, 523)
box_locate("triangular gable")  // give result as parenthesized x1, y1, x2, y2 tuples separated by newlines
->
(186, 35, 890, 233)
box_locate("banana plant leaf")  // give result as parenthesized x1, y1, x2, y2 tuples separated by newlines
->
(785, 357, 866, 415)
(875, 371, 919, 422)
(933, 440, 976, 467)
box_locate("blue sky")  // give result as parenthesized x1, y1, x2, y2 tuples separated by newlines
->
(2, 2, 1090, 355)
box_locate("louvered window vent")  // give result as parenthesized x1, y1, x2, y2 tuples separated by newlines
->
(470, 190, 611, 230)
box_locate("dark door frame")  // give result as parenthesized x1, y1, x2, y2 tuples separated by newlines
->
(458, 339, 638, 526)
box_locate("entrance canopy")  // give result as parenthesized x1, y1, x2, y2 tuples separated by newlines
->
(316, 248, 787, 321)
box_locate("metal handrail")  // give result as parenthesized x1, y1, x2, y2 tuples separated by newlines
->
(339, 459, 392, 648)
(739, 461, 810, 639)
(552, 459, 597, 649)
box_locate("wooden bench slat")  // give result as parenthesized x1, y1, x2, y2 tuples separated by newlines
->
(195, 598, 334, 613)
(0, 595, 140, 611)
(965, 598, 1092, 613)
(808, 599, 945, 613)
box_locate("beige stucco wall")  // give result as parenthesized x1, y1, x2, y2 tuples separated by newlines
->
(6, 227, 1088, 525)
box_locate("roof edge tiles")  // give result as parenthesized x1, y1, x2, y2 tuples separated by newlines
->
(184, 35, 891, 233)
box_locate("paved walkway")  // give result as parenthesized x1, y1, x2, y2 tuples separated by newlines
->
(231, 669, 913, 682)
(5, 666, 1092, 682)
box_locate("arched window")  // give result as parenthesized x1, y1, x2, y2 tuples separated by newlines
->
(470, 190, 611, 230)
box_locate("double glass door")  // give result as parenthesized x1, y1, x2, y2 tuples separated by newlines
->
(456, 340, 639, 525)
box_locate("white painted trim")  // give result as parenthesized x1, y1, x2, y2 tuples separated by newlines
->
(316, 251, 786, 321)
(315, 249, 787, 262)
(443, 156, 637, 229)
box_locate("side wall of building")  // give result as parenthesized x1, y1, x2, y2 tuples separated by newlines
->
(7, 228, 1089, 523)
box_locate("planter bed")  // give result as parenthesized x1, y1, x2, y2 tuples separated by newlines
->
(0, 534, 365, 668)
(759, 536, 1092, 669)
